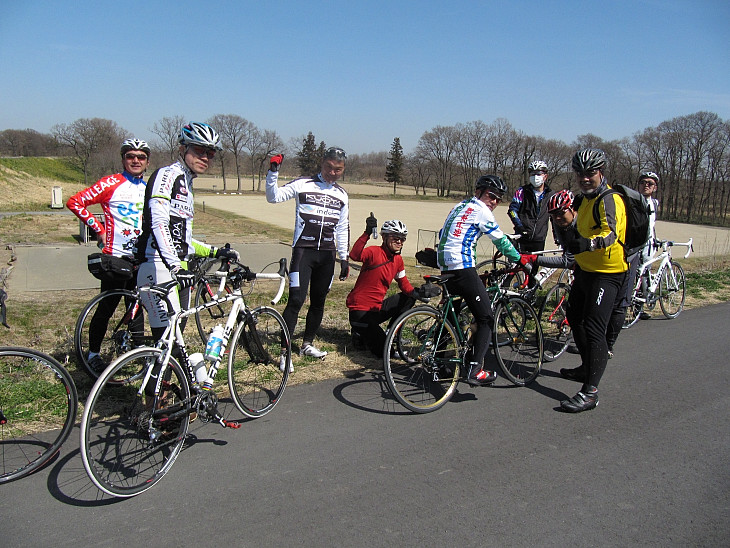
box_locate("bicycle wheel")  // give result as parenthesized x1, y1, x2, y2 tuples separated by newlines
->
(194, 273, 235, 345)
(538, 283, 571, 361)
(74, 289, 152, 380)
(659, 261, 686, 319)
(0, 347, 77, 484)
(80, 347, 190, 497)
(493, 296, 542, 386)
(383, 306, 460, 413)
(228, 306, 290, 418)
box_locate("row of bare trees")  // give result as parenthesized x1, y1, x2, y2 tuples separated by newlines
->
(2, 110, 728, 225)
(403, 112, 730, 225)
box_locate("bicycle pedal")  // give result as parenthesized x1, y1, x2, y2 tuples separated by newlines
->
(223, 420, 241, 429)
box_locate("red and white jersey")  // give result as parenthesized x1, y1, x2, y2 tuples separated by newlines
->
(66, 171, 146, 257)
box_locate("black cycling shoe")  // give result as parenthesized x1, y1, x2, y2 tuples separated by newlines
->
(560, 390, 598, 413)
(560, 366, 587, 383)
(466, 368, 497, 387)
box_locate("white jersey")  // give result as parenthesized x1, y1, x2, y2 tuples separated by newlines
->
(437, 197, 508, 271)
(266, 170, 350, 260)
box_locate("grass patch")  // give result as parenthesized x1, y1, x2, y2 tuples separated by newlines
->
(0, 157, 83, 183)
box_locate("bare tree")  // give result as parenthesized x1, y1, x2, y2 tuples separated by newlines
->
(251, 128, 284, 191)
(52, 118, 127, 185)
(209, 114, 255, 192)
(416, 125, 456, 197)
(150, 115, 186, 162)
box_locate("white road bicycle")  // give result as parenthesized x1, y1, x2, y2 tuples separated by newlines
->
(80, 259, 291, 497)
(623, 239, 693, 328)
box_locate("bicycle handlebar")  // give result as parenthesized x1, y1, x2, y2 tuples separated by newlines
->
(658, 238, 694, 259)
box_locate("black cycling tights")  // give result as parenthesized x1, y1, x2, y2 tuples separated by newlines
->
(566, 268, 627, 390)
(283, 248, 335, 344)
(443, 268, 494, 368)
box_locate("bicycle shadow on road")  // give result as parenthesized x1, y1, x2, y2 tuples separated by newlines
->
(332, 371, 478, 415)
(44, 427, 230, 506)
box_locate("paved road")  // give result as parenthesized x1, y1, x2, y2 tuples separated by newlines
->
(2, 302, 728, 546)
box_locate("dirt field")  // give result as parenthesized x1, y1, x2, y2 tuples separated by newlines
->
(196, 192, 729, 259)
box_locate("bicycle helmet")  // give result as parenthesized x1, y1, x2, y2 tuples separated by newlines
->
(528, 160, 548, 173)
(475, 175, 507, 197)
(380, 219, 408, 237)
(120, 138, 151, 156)
(323, 146, 347, 161)
(178, 122, 223, 151)
(548, 189, 574, 213)
(571, 148, 607, 172)
(638, 170, 659, 183)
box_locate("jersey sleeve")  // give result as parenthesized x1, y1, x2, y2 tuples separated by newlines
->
(266, 171, 298, 203)
(348, 232, 370, 262)
(66, 177, 117, 234)
(335, 195, 350, 261)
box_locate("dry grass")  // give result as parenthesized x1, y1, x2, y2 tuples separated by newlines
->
(1, 203, 729, 403)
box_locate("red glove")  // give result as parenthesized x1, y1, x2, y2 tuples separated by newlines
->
(269, 154, 284, 171)
(519, 254, 538, 267)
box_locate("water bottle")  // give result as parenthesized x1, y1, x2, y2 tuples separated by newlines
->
(205, 325, 224, 362)
(189, 352, 207, 384)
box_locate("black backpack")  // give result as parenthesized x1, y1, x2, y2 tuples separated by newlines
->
(574, 184, 650, 256)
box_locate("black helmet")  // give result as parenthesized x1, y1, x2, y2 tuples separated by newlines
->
(475, 175, 507, 197)
(572, 148, 607, 172)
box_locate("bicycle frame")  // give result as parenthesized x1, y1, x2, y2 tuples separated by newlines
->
(136, 260, 287, 425)
(634, 239, 693, 301)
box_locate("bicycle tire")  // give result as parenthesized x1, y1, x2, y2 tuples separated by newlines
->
(0, 347, 77, 484)
(383, 306, 460, 413)
(228, 306, 290, 418)
(74, 289, 152, 380)
(538, 283, 571, 362)
(659, 261, 686, 319)
(80, 347, 190, 497)
(493, 296, 543, 386)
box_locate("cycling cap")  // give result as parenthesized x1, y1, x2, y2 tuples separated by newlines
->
(548, 189, 574, 213)
(528, 160, 548, 173)
(475, 174, 507, 197)
(572, 148, 606, 172)
(639, 170, 659, 183)
(323, 147, 347, 161)
(120, 138, 151, 155)
(380, 219, 408, 237)
(179, 122, 223, 151)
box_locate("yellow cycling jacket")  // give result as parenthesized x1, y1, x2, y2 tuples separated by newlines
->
(574, 185, 628, 273)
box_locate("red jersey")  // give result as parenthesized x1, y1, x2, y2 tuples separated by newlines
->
(346, 232, 415, 311)
(66, 171, 146, 257)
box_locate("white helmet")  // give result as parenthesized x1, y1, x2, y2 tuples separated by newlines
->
(178, 122, 223, 151)
(120, 138, 150, 156)
(380, 219, 408, 237)
(528, 160, 548, 173)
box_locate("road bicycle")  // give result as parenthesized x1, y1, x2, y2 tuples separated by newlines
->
(476, 257, 574, 363)
(74, 256, 228, 380)
(0, 289, 78, 484)
(623, 239, 692, 328)
(383, 267, 543, 413)
(80, 259, 290, 497)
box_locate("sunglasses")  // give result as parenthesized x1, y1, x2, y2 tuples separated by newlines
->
(388, 236, 406, 243)
(486, 191, 502, 203)
(575, 169, 600, 178)
(640, 180, 656, 187)
(124, 153, 148, 161)
(189, 145, 216, 159)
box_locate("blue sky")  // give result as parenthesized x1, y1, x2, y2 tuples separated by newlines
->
(1, 0, 728, 155)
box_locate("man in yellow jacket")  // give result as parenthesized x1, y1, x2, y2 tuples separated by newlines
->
(561, 148, 629, 413)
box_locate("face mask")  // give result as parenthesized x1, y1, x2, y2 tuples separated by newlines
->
(529, 174, 545, 187)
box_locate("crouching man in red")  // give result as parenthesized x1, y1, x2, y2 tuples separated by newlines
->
(346, 215, 436, 358)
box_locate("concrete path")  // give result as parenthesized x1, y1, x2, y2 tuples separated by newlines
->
(8, 241, 292, 292)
